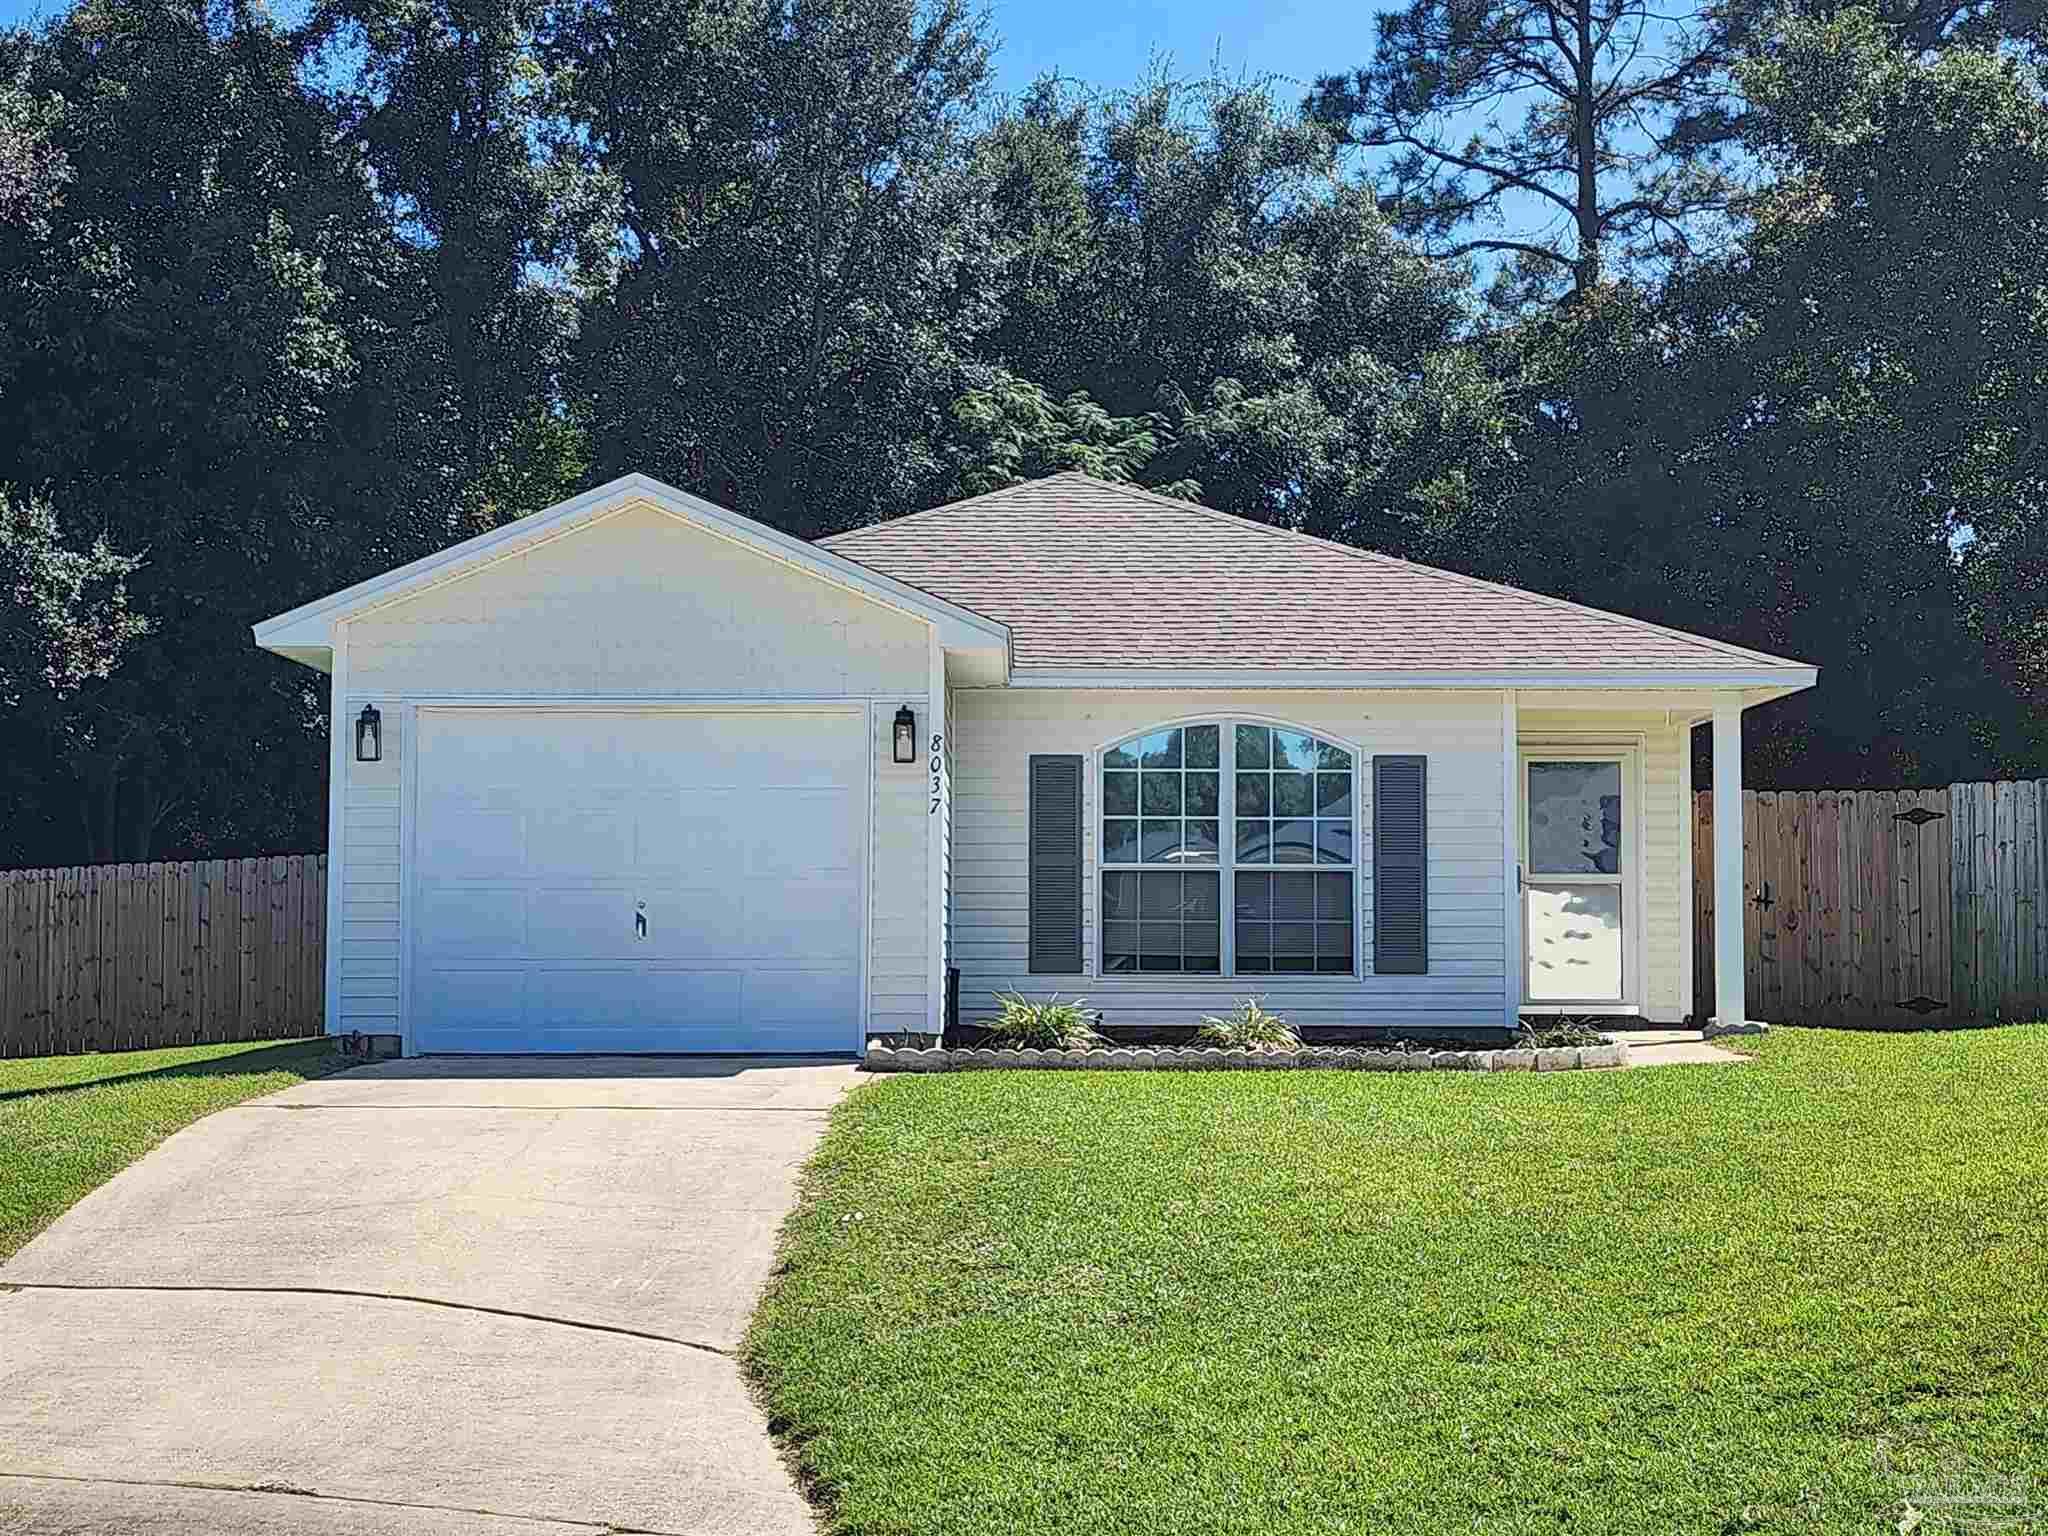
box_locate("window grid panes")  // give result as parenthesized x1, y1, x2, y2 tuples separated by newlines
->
(1100, 721, 1356, 977)
(1235, 872, 1355, 974)
(1234, 725, 1353, 867)
(1102, 725, 1220, 868)
(1102, 870, 1222, 973)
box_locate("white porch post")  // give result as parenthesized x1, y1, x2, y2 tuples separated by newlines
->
(1502, 689, 1521, 1030)
(1711, 691, 1747, 1030)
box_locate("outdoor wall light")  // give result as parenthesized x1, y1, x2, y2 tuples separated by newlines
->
(893, 705, 917, 765)
(355, 704, 383, 763)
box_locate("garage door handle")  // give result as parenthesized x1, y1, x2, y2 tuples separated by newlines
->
(634, 902, 648, 940)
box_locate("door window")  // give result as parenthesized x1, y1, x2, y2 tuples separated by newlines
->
(1525, 760, 1626, 1002)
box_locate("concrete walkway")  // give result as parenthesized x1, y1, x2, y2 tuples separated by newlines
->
(1609, 1027, 1752, 1067)
(0, 1055, 860, 1536)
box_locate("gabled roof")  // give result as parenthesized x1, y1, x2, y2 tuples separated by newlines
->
(254, 472, 1011, 671)
(822, 472, 1816, 690)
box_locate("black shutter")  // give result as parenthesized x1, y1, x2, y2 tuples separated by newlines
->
(1373, 755, 1428, 974)
(1028, 755, 1084, 973)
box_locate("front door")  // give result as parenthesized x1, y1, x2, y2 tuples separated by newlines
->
(1522, 756, 1632, 1006)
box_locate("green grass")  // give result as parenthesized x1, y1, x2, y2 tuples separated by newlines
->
(0, 1037, 341, 1262)
(747, 1028, 2048, 1535)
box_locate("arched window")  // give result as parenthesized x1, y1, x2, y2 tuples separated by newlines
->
(1100, 722, 1357, 976)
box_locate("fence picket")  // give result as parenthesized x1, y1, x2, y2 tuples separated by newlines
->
(1977, 785, 2000, 1019)
(2035, 783, 2048, 1015)
(2014, 785, 2038, 1016)
(1927, 790, 1953, 1020)
(1745, 794, 1767, 1017)
(2, 876, 19, 1055)
(1814, 792, 1839, 1017)
(47, 866, 70, 1057)
(281, 855, 302, 1035)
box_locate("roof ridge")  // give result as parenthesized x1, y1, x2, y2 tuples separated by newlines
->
(1049, 471, 1809, 671)
(818, 472, 1097, 548)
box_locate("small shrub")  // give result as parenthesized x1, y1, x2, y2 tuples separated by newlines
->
(982, 992, 1102, 1050)
(1517, 1015, 1607, 1048)
(1197, 999, 1300, 1052)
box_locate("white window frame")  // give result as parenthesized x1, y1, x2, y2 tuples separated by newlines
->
(1091, 716, 1362, 980)
(1517, 739, 1646, 1012)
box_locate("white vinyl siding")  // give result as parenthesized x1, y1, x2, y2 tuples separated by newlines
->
(1518, 709, 1690, 1023)
(326, 501, 931, 1046)
(347, 502, 929, 696)
(869, 700, 931, 1035)
(337, 706, 403, 1033)
(951, 689, 1508, 1032)
(939, 688, 957, 977)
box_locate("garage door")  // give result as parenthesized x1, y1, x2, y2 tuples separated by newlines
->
(410, 708, 865, 1053)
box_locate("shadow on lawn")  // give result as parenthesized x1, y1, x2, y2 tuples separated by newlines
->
(0, 1040, 334, 1105)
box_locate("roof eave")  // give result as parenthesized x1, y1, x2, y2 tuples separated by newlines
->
(252, 472, 1011, 670)
(1002, 665, 1819, 695)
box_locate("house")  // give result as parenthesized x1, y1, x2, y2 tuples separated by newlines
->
(253, 471, 1815, 1055)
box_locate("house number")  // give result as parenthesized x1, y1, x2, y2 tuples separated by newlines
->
(929, 733, 944, 815)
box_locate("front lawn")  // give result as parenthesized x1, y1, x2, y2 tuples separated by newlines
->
(748, 1028, 2048, 1535)
(0, 1038, 340, 1262)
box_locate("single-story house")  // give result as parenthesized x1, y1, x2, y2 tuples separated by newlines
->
(254, 471, 1815, 1056)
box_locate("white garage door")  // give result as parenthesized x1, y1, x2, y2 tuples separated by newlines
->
(410, 708, 865, 1054)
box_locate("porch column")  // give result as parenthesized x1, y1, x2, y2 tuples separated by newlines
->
(1501, 689, 1521, 1030)
(1711, 691, 1747, 1030)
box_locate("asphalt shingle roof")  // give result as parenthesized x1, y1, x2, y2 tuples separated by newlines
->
(818, 473, 1809, 675)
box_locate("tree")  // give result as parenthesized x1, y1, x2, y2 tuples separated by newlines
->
(1305, 0, 1745, 305)
(549, 0, 998, 538)
(1467, 10, 2048, 785)
(0, 490, 146, 710)
(0, 0, 495, 863)
(948, 370, 1195, 497)
(967, 77, 1511, 556)
(297, 0, 598, 534)
(1716, 0, 2046, 65)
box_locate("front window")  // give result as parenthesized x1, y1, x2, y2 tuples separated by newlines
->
(1102, 725, 1221, 973)
(1101, 721, 1356, 975)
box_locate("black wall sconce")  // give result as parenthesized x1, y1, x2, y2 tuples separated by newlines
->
(355, 704, 383, 763)
(893, 705, 917, 765)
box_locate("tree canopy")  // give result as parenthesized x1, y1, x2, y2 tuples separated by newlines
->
(1304, 0, 1748, 304)
(0, 0, 2042, 862)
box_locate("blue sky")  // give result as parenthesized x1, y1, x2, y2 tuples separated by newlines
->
(0, 0, 1369, 101)
(980, 0, 1359, 100)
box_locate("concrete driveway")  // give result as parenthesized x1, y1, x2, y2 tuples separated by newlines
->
(0, 1055, 860, 1535)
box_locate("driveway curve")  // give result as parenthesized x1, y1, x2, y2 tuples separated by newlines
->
(0, 1055, 858, 1535)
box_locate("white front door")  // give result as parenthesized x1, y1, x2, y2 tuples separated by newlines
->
(1521, 754, 1636, 1007)
(410, 708, 865, 1054)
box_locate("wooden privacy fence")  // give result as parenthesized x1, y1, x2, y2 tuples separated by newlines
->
(0, 856, 326, 1059)
(1693, 783, 2048, 1027)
